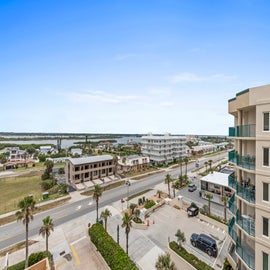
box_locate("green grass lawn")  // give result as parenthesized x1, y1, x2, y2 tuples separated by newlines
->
(0, 172, 43, 214)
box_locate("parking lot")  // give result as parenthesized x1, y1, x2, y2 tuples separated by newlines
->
(136, 204, 229, 269)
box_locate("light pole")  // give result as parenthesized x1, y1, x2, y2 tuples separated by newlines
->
(126, 180, 131, 209)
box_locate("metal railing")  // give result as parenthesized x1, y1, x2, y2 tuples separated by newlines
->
(228, 174, 237, 190)
(228, 124, 256, 137)
(236, 210, 255, 237)
(228, 151, 256, 170)
(228, 217, 238, 243)
(236, 183, 256, 204)
(228, 193, 237, 215)
(236, 242, 255, 270)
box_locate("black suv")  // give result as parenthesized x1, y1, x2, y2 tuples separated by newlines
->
(190, 233, 218, 257)
(187, 205, 199, 217)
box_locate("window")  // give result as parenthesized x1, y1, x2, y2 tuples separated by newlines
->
(264, 112, 270, 131)
(263, 183, 269, 201)
(263, 148, 269, 166)
(263, 252, 268, 270)
(263, 217, 269, 237)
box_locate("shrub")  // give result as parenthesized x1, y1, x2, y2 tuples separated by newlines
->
(223, 258, 232, 270)
(169, 241, 214, 270)
(89, 223, 138, 270)
(41, 180, 54, 191)
(8, 251, 52, 270)
(144, 200, 155, 209)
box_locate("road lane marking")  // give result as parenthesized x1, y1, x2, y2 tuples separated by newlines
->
(70, 244, 80, 265)
(71, 236, 86, 245)
(76, 205, 82, 210)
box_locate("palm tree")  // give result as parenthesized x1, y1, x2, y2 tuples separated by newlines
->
(183, 157, 189, 175)
(172, 182, 176, 198)
(156, 190, 163, 199)
(222, 195, 229, 222)
(204, 193, 213, 216)
(178, 175, 183, 187)
(175, 229, 186, 250)
(93, 185, 103, 223)
(16, 196, 36, 269)
(179, 158, 183, 177)
(204, 161, 208, 171)
(100, 208, 112, 232)
(121, 212, 133, 254)
(39, 216, 54, 257)
(165, 174, 172, 198)
(155, 252, 175, 270)
(208, 160, 213, 171)
(129, 203, 137, 214)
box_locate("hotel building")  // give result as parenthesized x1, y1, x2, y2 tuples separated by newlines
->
(141, 133, 187, 165)
(227, 85, 270, 270)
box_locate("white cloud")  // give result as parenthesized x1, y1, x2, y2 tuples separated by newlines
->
(168, 72, 236, 83)
(67, 90, 145, 104)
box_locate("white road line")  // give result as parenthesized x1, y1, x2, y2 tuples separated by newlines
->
(213, 234, 228, 268)
(71, 236, 87, 245)
(76, 205, 82, 210)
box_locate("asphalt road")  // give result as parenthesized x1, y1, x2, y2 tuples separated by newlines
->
(0, 152, 227, 251)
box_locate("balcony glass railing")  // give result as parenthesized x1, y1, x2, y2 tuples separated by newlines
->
(228, 151, 256, 170)
(236, 211, 255, 237)
(228, 193, 237, 215)
(228, 217, 238, 243)
(228, 124, 256, 137)
(228, 150, 236, 162)
(236, 243, 255, 270)
(236, 154, 256, 170)
(236, 183, 256, 204)
(228, 174, 237, 190)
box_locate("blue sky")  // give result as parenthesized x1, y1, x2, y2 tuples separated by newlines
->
(1, 0, 270, 135)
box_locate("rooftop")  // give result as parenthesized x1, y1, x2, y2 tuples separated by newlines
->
(201, 171, 229, 187)
(68, 155, 113, 165)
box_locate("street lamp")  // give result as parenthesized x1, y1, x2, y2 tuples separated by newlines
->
(126, 180, 131, 208)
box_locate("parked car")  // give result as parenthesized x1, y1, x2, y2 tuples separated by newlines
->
(188, 183, 197, 192)
(187, 204, 199, 217)
(190, 233, 218, 257)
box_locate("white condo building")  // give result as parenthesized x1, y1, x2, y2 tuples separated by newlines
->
(141, 133, 187, 165)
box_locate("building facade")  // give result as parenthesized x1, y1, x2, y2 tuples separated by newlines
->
(141, 133, 187, 165)
(227, 85, 270, 270)
(117, 155, 150, 173)
(65, 155, 116, 184)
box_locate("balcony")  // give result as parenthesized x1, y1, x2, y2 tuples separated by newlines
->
(236, 211, 255, 237)
(228, 174, 237, 190)
(228, 151, 256, 170)
(236, 183, 256, 204)
(236, 243, 255, 270)
(236, 154, 256, 170)
(228, 124, 256, 138)
(228, 193, 237, 215)
(228, 217, 238, 243)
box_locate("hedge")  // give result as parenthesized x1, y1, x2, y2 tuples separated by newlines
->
(89, 223, 138, 270)
(144, 200, 156, 209)
(8, 251, 52, 270)
(169, 241, 214, 270)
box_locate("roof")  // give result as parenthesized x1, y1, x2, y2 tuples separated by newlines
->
(67, 155, 113, 165)
(200, 171, 229, 187)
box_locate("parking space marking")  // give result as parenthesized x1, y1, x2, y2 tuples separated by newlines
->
(70, 244, 80, 265)
(71, 236, 86, 245)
